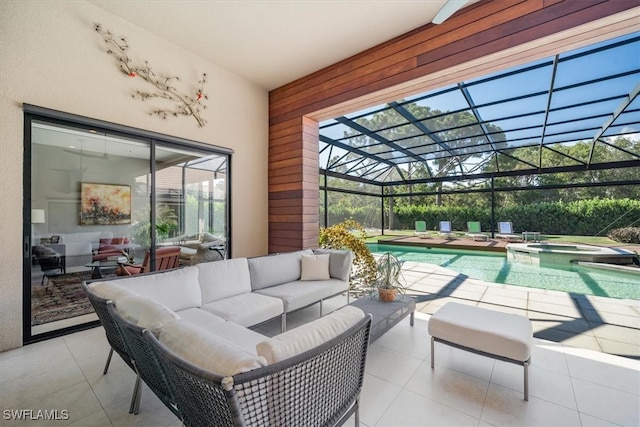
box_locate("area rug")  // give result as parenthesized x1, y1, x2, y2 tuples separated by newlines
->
(31, 271, 95, 326)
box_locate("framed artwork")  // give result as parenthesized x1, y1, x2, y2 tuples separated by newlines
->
(50, 235, 60, 244)
(80, 183, 131, 225)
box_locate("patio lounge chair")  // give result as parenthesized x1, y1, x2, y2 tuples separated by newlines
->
(466, 221, 488, 241)
(438, 221, 453, 238)
(496, 221, 521, 241)
(414, 220, 429, 238)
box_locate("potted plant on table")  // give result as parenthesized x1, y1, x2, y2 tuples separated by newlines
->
(371, 252, 406, 302)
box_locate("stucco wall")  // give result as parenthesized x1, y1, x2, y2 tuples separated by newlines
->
(0, 1, 268, 351)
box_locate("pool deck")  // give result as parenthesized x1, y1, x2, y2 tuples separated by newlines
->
(378, 236, 640, 360)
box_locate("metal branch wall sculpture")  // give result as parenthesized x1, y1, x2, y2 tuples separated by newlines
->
(95, 23, 208, 127)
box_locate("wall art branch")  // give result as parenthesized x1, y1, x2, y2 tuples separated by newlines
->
(95, 23, 208, 127)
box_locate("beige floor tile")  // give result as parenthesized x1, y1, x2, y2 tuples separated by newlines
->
(564, 348, 640, 395)
(2, 382, 104, 427)
(374, 317, 430, 361)
(375, 388, 480, 427)
(528, 300, 583, 317)
(66, 409, 113, 427)
(572, 377, 640, 426)
(491, 361, 576, 410)
(481, 383, 582, 426)
(480, 293, 528, 309)
(359, 373, 403, 427)
(430, 340, 496, 382)
(404, 360, 489, 419)
(365, 344, 423, 388)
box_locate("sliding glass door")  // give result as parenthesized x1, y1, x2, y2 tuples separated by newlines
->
(24, 107, 231, 342)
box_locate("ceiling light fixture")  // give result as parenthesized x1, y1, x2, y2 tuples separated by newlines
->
(432, 0, 469, 24)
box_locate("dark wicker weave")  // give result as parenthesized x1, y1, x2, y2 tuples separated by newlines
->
(145, 315, 372, 427)
(107, 303, 181, 418)
(81, 281, 133, 374)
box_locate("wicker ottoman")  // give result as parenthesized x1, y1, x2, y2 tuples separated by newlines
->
(428, 302, 533, 400)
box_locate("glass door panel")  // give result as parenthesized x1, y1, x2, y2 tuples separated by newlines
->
(29, 120, 150, 337)
(154, 144, 229, 266)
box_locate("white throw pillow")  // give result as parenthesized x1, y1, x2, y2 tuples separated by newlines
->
(159, 319, 267, 376)
(115, 294, 179, 331)
(256, 305, 365, 364)
(300, 254, 331, 281)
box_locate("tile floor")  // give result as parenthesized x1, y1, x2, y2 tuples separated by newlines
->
(3, 262, 639, 426)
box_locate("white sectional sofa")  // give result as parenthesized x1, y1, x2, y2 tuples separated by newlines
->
(88, 248, 353, 341)
(83, 248, 366, 422)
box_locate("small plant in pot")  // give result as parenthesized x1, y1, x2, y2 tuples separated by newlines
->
(372, 252, 406, 302)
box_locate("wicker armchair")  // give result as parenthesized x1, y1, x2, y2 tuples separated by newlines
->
(144, 315, 372, 427)
(107, 303, 180, 418)
(81, 282, 139, 414)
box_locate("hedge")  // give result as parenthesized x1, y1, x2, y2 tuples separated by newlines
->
(390, 198, 640, 235)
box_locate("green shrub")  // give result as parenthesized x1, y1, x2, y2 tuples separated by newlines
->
(608, 227, 640, 244)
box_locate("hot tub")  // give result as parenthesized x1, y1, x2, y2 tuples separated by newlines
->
(506, 243, 638, 266)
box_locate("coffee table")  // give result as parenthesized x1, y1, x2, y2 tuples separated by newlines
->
(84, 259, 125, 279)
(350, 294, 416, 343)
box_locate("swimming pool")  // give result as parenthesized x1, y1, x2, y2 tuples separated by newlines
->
(369, 243, 640, 299)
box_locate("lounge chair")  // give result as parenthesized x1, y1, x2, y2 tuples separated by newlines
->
(438, 221, 453, 238)
(414, 220, 429, 238)
(116, 246, 181, 276)
(496, 221, 521, 241)
(466, 221, 488, 241)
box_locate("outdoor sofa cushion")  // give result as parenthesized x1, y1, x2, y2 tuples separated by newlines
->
(248, 249, 313, 290)
(254, 279, 347, 313)
(114, 294, 179, 331)
(197, 257, 252, 303)
(312, 249, 353, 282)
(159, 319, 267, 376)
(256, 305, 365, 364)
(201, 292, 283, 327)
(109, 266, 201, 312)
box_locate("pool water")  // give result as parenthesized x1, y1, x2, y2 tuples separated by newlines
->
(369, 244, 640, 300)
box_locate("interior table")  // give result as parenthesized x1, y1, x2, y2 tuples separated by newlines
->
(349, 294, 416, 343)
(84, 258, 125, 279)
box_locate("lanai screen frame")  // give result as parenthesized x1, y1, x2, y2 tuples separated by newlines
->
(318, 32, 640, 233)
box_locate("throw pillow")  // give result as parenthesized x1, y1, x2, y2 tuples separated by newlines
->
(300, 254, 331, 281)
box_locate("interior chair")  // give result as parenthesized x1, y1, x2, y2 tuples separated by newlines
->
(414, 220, 429, 238)
(93, 237, 125, 261)
(116, 246, 181, 276)
(438, 221, 453, 238)
(33, 245, 64, 286)
(465, 221, 488, 241)
(496, 221, 521, 241)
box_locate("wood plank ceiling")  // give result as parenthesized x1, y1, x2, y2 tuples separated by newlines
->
(267, 0, 639, 253)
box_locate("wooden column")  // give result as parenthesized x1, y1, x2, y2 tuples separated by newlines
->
(269, 116, 319, 253)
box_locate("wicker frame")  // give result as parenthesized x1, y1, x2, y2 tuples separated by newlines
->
(81, 281, 133, 373)
(107, 303, 181, 417)
(145, 314, 372, 427)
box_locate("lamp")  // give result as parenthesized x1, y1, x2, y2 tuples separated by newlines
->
(31, 209, 46, 245)
(32, 209, 45, 224)
(432, 0, 469, 24)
